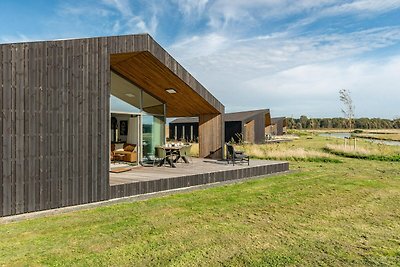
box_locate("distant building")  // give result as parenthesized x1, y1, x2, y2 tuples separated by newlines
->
(265, 117, 287, 136)
(170, 109, 271, 144)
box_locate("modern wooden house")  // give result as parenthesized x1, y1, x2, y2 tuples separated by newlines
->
(170, 109, 271, 144)
(0, 34, 226, 216)
(265, 117, 287, 136)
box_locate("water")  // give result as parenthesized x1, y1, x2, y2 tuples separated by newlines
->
(319, 132, 351, 139)
(319, 132, 400, 146)
(367, 139, 400, 146)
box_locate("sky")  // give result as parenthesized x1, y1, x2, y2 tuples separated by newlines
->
(1, 0, 400, 119)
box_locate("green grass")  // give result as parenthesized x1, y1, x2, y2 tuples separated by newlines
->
(1, 135, 400, 266)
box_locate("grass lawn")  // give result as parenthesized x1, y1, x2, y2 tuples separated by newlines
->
(1, 135, 400, 266)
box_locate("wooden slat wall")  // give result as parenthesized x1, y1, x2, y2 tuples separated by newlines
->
(199, 113, 224, 159)
(244, 120, 255, 143)
(245, 112, 267, 144)
(0, 39, 110, 216)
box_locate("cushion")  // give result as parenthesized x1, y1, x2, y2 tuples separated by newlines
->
(115, 143, 124, 150)
(114, 151, 132, 155)
(124, 145, 136, 152)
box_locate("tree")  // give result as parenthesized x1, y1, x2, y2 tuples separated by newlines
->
(299, 115, 308, 129)
(339, 89, 355, 129)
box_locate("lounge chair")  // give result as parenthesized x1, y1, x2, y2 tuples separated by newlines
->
(226, 143, 250, 166)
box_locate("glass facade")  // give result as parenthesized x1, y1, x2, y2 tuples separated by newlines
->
(110, 71, 166, 162)
(142, 115, 166, 160)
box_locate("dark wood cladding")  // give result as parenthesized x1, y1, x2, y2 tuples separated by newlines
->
(0, 38, 111, 216)
(240, 112, 269, 144)
(0, 34, 225, 217)
(110, 162, 289, 199)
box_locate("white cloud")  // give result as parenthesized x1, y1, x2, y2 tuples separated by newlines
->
(326, 0, 400, 14)
(168, 26, 400, 118)
(102, 0, 133, 17)
(2, 0, 399, 118)
(172, 0, 209, 17)
(245, 57, 400, 118)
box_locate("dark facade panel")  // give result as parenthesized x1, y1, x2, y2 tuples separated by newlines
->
(0, 39, 111, 216)
(242, 112, 268, 144)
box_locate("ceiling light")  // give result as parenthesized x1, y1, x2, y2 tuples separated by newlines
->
(125, 93, 135, 98)
(166, 88, 177, 94)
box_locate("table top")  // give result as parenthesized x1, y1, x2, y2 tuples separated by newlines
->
(158, 146, 182, 150)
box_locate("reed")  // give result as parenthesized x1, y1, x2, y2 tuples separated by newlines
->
(236, 144, 340, 163)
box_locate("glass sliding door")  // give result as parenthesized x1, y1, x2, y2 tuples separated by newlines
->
(141, 90, 166, 161)
(110, 70, 166, 164)
(142, 114, 166, 160)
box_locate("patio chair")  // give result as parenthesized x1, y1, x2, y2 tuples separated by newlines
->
(154, 146, 175, 167)
(226, 143, 250, 166)
(177, 144, 192, 163)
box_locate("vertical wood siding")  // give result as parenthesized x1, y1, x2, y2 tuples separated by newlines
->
(0, 39, 110, 216)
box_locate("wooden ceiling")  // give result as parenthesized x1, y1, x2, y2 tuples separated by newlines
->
(110, 52, 220, 117)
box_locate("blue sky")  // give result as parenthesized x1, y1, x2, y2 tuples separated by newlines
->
(1, 0, 400, 119)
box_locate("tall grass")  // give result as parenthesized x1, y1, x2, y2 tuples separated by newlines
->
(236, 144, 341, 163)
(324, 143, 400, 161)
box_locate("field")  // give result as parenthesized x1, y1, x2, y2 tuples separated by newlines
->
(0, 134, 399, 266)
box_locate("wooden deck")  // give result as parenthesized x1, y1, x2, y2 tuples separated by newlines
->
(109, 158, 289, 199)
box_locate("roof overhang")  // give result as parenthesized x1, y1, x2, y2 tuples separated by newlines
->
(109, 35, 224, 117)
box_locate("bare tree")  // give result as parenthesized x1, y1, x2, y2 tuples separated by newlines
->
(339, 89, 355, 129)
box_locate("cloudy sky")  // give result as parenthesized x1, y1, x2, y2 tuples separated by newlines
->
(1, 0, 400, 118)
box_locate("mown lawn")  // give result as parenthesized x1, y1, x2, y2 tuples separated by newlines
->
(0, 137, 400, 266)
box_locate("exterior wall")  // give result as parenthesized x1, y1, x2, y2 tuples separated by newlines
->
(252, 112, 267, 143)
(276, 120, 284, 135)
(266, 118, 287, 136)
(244, 120, 255, 143)
(199, 114, 224, 159)
(241, 112, 266, 144)
(265, 125, 277, 135)
(0, 39, 110, 216)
